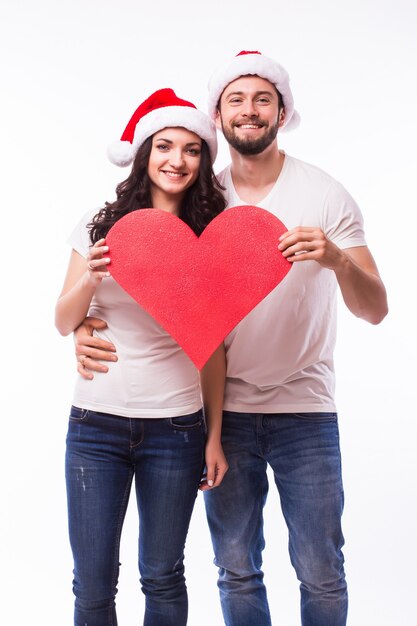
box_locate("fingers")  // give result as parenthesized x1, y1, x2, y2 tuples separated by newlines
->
(86, 239, 111, 278)
(75, 336, 117, 378)
(279, 226, 316, 242)
(278, 227, 327, 261)
(74, 319, 116, 354)
(206, 464, 216, 489)
(89, 239, 109, 260)
(279, 227, 318, 249)
(74, 314, 117, 378)
(75, 334, 117, 355)
(281, 242, 315, 259)
(77, 357, 95, 380)
(76, 351, 114, 379)
(75, 337, 117, 361)
(76, 344, 117, 377)
(78, 353, 111, 371)
(211, 460, 229, 488)
(74, 318, 111, 343)
(199, 459, 229, 491)
(198, 470, 209, 491)
(86, 261, 111, 277)
(84, 316, 109, 330)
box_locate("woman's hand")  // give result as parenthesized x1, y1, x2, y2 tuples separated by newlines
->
(199, 439, 228, 491)
(85, 238, 111, 286)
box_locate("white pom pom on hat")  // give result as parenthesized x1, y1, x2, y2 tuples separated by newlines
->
(208, 50, 300, 132)
(107, 88, 218, 167)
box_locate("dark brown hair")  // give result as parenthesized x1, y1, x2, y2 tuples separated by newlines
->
(88, 137, 225, 243)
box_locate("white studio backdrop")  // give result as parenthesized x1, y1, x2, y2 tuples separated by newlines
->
(1, 0, 416, 624)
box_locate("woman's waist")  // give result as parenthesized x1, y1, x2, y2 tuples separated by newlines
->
(72, 372, 202, 418)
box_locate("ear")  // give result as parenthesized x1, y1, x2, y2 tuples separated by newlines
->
(278, 107, 286, 128)
(215, 109, 222, 130)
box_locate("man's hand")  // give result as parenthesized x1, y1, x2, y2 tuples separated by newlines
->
(278, 227, 344, 270)
(74, 317, 118, 380)
(279, 227, 388, 324)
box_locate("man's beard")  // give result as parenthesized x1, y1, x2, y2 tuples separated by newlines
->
(221, 118, 280, 155)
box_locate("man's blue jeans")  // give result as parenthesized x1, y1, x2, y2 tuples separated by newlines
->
(204, 411, 347, 626)
(65, 406, 205, 626)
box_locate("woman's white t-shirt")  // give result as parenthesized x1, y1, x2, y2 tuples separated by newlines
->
(68, 210, 202, 418)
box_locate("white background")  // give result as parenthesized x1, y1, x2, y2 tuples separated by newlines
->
(2, 1, 416, 624)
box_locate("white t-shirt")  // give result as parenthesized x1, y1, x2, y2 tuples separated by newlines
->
(218, 153, 366, 413)
(68, 210, 202, 418)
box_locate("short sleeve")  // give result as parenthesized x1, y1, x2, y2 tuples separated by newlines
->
(67, 208, 100, 258)
(322, 180, 367, 250)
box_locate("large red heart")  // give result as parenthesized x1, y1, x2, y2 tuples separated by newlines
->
(106, 206, 291, 369)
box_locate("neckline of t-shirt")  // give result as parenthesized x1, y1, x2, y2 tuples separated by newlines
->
(228, 150, 289, 207)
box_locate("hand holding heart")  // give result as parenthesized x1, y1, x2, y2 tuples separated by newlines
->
(106, 205, 292, 369)
(85, 239, 111, 285)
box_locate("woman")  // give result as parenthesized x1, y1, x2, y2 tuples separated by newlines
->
(55, 88, 228, 626)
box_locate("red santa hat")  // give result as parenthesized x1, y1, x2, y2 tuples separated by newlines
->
(108, 88, 218, 167)
(208, 50, 300, 132)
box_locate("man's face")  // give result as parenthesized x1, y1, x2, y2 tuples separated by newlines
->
(217, 76, 285, 155)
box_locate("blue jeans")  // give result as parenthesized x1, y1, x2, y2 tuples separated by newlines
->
(65, 406, 205, 626)
(204, 411, 347, 626)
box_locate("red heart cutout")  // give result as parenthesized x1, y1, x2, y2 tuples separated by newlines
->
(106, 206, 291, 369)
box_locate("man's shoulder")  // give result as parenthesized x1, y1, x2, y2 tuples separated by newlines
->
(285, 153, 339, 188)
(284, 155, 358, 212)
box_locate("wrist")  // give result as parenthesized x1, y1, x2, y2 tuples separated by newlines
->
(81, 270, 101, 290)
(334, 250, 351, 276)
(205, 431, 222, 444)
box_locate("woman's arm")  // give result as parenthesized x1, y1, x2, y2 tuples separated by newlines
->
(55, 239, 110, 336)
(199, 343, 228, 490)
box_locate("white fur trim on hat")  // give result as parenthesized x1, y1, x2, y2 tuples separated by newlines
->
(132, 106, 217, 163)
(108, 107, 218, 167)
(208, 52, 300, 132)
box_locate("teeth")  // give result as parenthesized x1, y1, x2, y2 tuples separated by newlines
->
(239, 124, 261, 129)
(163, 171, 184, 178)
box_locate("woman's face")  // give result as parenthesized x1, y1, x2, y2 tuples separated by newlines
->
(148, 127, 202, 207)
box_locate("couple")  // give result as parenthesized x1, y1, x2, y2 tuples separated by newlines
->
(56, 51, 388, 626)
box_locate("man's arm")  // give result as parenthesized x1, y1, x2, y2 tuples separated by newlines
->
(74, 317, 118, 380)
(278, 227, 388, 324)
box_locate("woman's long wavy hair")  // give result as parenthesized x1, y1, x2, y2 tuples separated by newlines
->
(88, 136, 226, 243)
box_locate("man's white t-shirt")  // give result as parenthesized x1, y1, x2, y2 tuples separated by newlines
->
(68, 210, 202, 418)
(218, 153, 366, 413)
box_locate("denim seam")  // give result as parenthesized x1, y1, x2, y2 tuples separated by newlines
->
(129, 419, 145, 449)
(109, 468, 134, 625)
(69, 406, 89, 422)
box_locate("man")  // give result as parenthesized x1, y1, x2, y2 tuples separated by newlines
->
(74, 51, 388, 625)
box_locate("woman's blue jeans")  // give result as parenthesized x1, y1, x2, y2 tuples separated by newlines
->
(65, 406, 205, 626)
(204, 411, 348, 626)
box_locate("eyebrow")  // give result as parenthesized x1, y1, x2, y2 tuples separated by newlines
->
(225, 90, 275, 98)
(155, 138, 202, 146)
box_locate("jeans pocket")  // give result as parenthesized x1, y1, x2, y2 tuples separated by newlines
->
(69, 405, 90, 422)
(169, 410, 204, 430)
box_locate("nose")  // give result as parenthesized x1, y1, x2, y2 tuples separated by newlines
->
(241, 98, 258, 117)
(168, 149, 185, 168)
